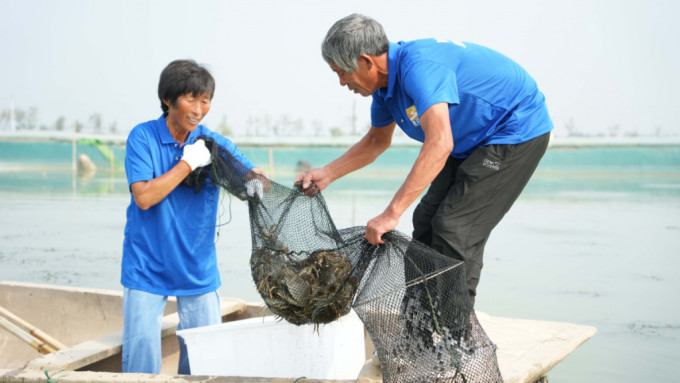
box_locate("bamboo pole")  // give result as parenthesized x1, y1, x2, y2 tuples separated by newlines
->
(0, 305, 67, 352)
(0, 316, 56, 354)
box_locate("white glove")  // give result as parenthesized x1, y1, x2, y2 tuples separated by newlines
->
(245, 179, 264, 199)
(181, 139, 211, 171)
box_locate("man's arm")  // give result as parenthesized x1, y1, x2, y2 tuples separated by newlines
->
(131, 161, 192, 210)
(130, 139, 212, 210)
(365, 102, 453, 245)
(296, 122, 396, 191)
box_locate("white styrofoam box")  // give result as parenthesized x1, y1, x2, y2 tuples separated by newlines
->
(176, 309, 366, 379)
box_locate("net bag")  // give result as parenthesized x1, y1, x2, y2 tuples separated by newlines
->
(182, 136, 504, 382)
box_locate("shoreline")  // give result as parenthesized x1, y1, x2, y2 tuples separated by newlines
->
(1, 130, 680, 149)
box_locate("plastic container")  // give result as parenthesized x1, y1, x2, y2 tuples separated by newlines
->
(176, 310, 366, 379)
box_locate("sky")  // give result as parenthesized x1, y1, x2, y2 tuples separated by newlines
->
(1, 0, 679, 138)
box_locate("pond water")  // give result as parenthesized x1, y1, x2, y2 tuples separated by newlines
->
(1, 141, 679, 382)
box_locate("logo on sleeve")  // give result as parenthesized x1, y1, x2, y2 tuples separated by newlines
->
(406, 105, 420, 127)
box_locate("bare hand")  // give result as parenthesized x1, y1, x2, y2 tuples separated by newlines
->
(365, 211, 400, 245)
(294, 168, 332, 195)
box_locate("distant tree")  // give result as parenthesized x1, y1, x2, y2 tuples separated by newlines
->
(218, 115, 233, 136)
(564, 117, 576, 137)
(624, 129, 639, 137)
(261, 114, 272, 137)
(272, 115, 288, 136)
(54, 116, 66, 131)
(246, 114, 274, 137)
(13, 109, 26, 130)
(0, 108, 28, 130)
(330, 127, 344, 137)
(26, 107, 38, 130)
(108, 122, 118, 134)
(608, 124, 620, 137)
(0, 109, 10, 129)
(74, 120, 84, 133)
(312, 120, 323, 137)
(290, 117, 304, 137)
(89, 113, 102, 134)
(245, 115, 258, 136)
(273, 114, 305, 136)
(1, 108, 21, 129)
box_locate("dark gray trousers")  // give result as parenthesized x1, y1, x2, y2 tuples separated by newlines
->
(412, 132, 550, 307)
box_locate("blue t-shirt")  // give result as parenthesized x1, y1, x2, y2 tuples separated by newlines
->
(121, 115, 256, 296)
(371, 40, 554, 158)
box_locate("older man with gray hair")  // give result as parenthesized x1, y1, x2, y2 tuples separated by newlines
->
(296, 14, 553, 308)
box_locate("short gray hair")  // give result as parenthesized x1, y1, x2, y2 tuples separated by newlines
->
(321, 14, 389, 73)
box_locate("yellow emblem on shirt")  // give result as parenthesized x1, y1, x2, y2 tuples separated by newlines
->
(406, 105, 420, 126)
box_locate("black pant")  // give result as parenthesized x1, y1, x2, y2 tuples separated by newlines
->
(412, 132, 550, 307)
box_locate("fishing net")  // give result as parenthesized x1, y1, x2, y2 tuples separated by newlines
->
(182, 136, 503, 382)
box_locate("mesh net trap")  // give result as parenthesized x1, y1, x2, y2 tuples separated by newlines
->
(182, 137, 504, 382)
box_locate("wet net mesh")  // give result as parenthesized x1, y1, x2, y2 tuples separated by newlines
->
(182, 137, 503, 382)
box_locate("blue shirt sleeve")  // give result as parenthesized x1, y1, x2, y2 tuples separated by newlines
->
(403, 60, 460, 116)
(203, 130, 257, 171)
(125, 126, 154, 186)
(371, 95, 395, 128)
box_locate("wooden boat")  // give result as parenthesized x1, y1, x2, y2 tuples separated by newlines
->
(0, 281, 595, 382)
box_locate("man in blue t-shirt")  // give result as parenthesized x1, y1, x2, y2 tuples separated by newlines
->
(121, 59, 263, 374)
(296, 14, 553, 308)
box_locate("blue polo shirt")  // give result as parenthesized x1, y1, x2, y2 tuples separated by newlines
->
(371, 40, 553, 158)
(121, 115, 256, 296)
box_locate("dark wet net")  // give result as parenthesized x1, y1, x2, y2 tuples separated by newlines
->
(182, 137, 503, 382)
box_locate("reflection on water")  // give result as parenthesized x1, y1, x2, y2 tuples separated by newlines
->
(1, 142, 679, 382)
(0, 141, 128, 195)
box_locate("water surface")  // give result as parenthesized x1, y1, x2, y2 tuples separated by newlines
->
(1, 142, 678, 382)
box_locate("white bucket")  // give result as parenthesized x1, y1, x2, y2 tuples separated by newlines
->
(177, 310, 366, 379)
